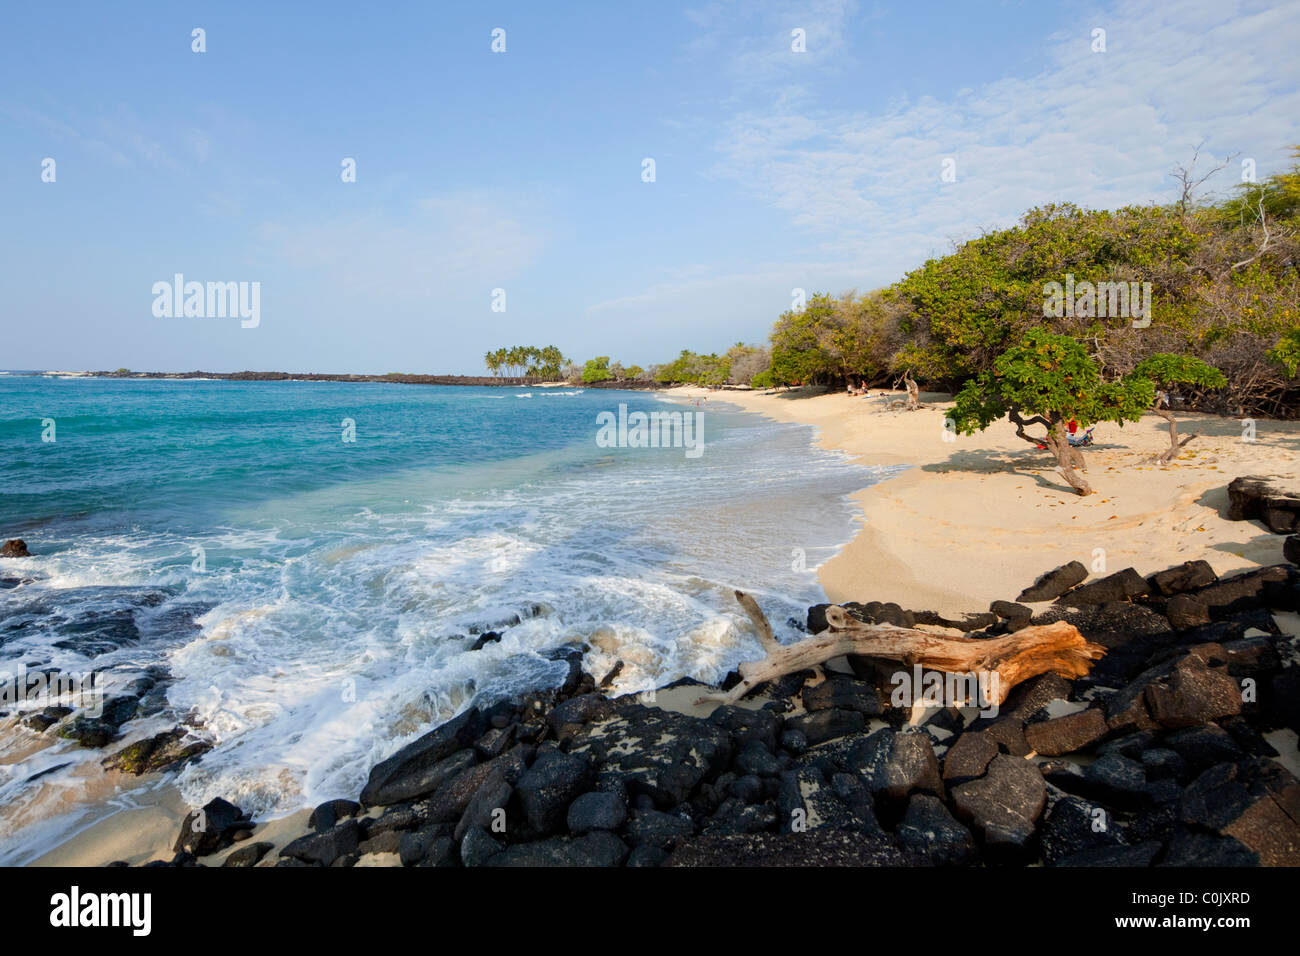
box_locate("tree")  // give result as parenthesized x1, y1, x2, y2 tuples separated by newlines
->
(769, 294, 840, 385)
(624, 364, 644, 380)
(582, 356, 613, 383)
(1132, 354, 1227, 462)
(655, 349, 730, 384)
(725, 343, 771, 385)
(531, 345, 568, 380)
(949, 327, 1155, 496)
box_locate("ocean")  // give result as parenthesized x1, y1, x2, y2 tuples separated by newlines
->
(0, 376, 890, 861)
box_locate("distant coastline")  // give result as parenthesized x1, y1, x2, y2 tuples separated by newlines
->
(10, 370, 678, 389)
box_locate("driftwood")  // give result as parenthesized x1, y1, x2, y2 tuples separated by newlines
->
(699, 591, 1106, 707)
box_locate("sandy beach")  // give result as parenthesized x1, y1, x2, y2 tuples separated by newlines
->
(674, 385, 1300, 617)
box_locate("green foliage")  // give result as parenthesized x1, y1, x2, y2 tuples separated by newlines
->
(1268, 329, 1300, 378)
(949, 327, 1155, 436)
(623, 364, 644, 380)
(768, 293, 881, 385)
(751, 369, 775, 388)
(484, 345, 569, 379)
(656, 349, 730, 385)
(581, 356, 614, 383)
(891, 203, 1200, 383)
(1132, 353, 1228, 390)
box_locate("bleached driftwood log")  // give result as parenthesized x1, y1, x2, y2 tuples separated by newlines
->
(699, 591, 1105, 707)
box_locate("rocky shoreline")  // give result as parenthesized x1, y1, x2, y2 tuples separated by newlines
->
(73, 370, 674, 389)
(82, 552, 1300, 869)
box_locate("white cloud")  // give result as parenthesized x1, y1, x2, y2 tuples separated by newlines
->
(707, 0, 1300, 274)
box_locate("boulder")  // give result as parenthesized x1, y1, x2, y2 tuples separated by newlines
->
(511, 750, 593, 836)
(1024, 708, 1109, 756)
(1195, 565, 1295, 618)
(398, 824, 453, 866)
(847, 727, 944, 814)
(1179, 759, 1300, 866)
(566, 790, 627, 834)
(800, 676, 882, 716)
(734, 738, 783, 777)
(1148, 560, 1218, 597)
(1164, 593, 1211, 630)
(23, 705, 72, 732)
(362, 802, 427, 838)
(458, 827, 505, 868)
(990, 600, 1032, 622)
(1040, 794, 1122, 864)
(307, 798, 361, 833)
(566, 705, 733, 806)
(895, 793, 975, 865)
(173, 797, 252, 856)
(777, 767, 879, 833)
(359, 707, 486, 806)
(1227, 475, 1300, 531)
(1056, 568, 1149, 606)
(102, 728, 210, 775)
(950, 754, 1046, 851)
(942, 730, 999, 785)
(1017, 561, 1089, 603)
(222, 842, 273, 867)
(427, 747, 527, 825)
(1164, 724, 1247, 772)
(912, 609, 999, 630)
(1144, 655, 1243, 729)
(1081, 752, 1152, 809)
(453, 769, 514, 843)
(279, 818, 361, 866)
(708, 705, 780, 750)
(1, 539, 31, 557)
(783, 708, 865, 745)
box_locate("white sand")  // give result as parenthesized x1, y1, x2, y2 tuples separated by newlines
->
(675, 385, 1300, 616)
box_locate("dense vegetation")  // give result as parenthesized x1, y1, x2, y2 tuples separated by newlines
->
(493, 150, 1300, 427)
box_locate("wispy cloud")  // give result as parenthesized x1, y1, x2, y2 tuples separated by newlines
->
(707, 0, 1300, 278)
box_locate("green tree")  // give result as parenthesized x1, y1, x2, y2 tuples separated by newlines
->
(1132, 354, 1227, 462)
(581, 356, 613, 383)
(949, 327, 1156, 496)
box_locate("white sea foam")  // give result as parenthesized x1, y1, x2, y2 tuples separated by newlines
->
(0, 408, 890, 842)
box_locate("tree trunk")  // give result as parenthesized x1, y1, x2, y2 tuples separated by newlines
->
(1044, 421, 1092, 496)
(698, 592, 1106, 708)
(1153, 397, 1199, 463)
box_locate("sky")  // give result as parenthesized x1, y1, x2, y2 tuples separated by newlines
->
(2, 0, 1298, 374)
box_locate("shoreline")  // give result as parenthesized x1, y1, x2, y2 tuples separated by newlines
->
(3, 370, 672, 389)
(671, 385, 1300, 617)
(9, 382, 1300, 867)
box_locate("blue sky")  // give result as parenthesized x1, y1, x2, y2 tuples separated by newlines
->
(2, 0, 1298, 374)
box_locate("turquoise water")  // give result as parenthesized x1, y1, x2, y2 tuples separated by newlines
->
(0, 375, 888, 858)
